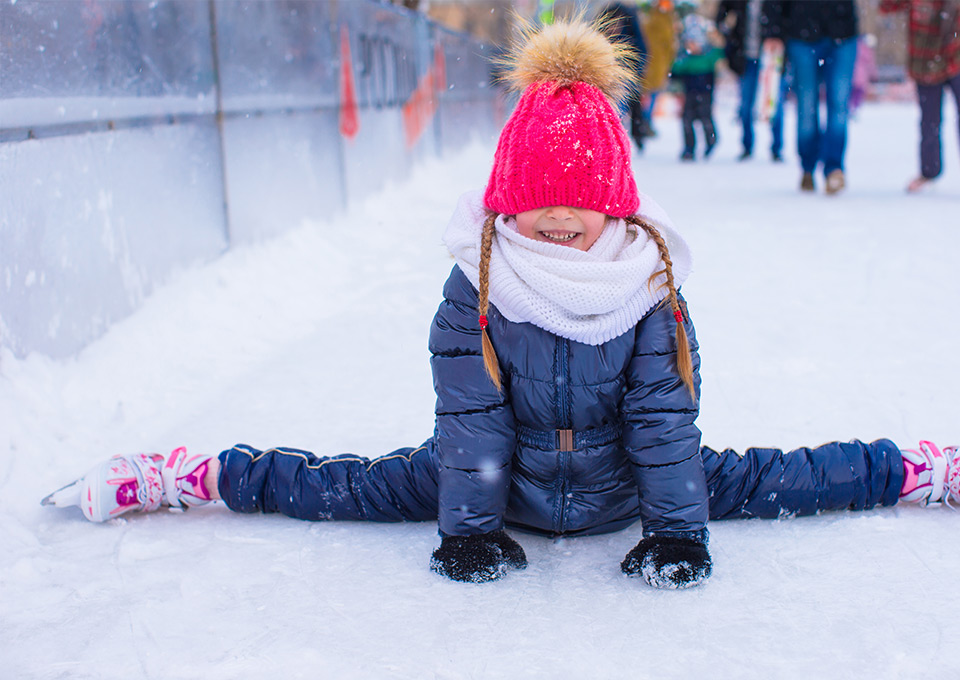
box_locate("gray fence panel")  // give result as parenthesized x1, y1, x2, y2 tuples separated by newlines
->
(214, 1, 338, 113)
(0, 1, 227, 358)
(0, 0, 216, 134)
(221, 110, 344, 243)
(433, 25, 502, 155)
(0, 0, 499, 359)
(0, 121, 228, 358)
(213, 1, 344, 242)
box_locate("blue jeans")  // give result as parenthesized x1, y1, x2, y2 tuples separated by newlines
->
(739, 58, 761, 154)
(770, 60, 793, 157)
(643, 90, 660, 126)
(786, 37, 857, 176)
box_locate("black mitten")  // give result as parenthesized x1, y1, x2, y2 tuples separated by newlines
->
(430, 529, 527, 583)
(621, 534, 712, 589)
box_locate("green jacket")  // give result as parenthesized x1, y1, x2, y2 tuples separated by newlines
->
(671, 46, 724, 76)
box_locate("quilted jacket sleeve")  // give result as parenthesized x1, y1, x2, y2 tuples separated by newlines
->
(620, 296, 710, 536)
(428, 267, 517, 537)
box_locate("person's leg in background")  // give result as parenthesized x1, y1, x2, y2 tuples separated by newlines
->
(786, 38, 823, 191)
(770, 58, 792, 162)
(701, 83, 718, 157)
(738, 58, 761, 160)
(908, 73, 960, 192)
(680, 87, 698, 160)
(909, 81, 944, 191)
(819, 36, 857, 194)
(628, 95, 647, 152)
(643, 90, 660, 137)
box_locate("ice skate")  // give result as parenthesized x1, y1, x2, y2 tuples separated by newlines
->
(899, 441, 960, 506)
(906, 176, 933, 193)
(41, 447, 214, 522)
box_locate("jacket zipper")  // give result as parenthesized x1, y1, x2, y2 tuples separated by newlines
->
(556, 337, 571, 428)
(553, 337, 571, 533)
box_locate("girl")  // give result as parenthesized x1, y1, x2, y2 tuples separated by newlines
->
(42, 19, 959, 589)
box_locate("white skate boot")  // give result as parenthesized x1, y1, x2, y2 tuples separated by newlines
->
(899, 441, 960, 506)
(41, 447, 214, 522)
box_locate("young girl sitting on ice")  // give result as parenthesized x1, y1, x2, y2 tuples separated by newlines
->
(43, 18, 959, 589)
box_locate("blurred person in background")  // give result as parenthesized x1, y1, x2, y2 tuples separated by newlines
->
(880, 0, 960, 193)
(849, 33, 878, 116)
(600, 2, 651, 151)
(716, 0, 785, 161)
(671, 13, 724, 161)
(638, 0, 679, 137)
(781, 0, 859, 195)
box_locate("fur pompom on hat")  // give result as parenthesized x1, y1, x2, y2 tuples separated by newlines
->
(484, 18, 641, 218)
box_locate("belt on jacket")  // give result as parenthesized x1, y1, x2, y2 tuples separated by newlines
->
(516, 423, 622, 452)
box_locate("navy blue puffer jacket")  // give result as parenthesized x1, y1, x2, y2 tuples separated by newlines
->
(429, 266, 709, 538)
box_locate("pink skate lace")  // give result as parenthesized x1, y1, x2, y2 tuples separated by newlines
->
(944, 446, 960, 506)
(900, 441, 958, 506)
(161, 446, 214, 508)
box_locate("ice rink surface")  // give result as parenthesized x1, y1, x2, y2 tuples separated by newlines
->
(2, 99, 958, 679)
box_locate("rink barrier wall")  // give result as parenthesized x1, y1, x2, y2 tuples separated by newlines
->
(0, 0, 502, 360)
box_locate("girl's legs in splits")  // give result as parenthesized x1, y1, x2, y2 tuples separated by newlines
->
(701, 439, 902, 520)
(215, 443, 439, 522)
(229, 438, 950, 526)
(701, 439, 960, 520)
(45, 439, 959, 523)
(43, 442, 440, 523)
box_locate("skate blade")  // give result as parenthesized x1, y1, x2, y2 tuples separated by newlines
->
(40, 479, 83, 507)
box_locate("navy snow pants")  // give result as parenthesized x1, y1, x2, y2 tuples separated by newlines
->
(218, 439, 904, 529)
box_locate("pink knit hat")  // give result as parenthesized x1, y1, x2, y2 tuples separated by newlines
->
(483, 19, 640, 218)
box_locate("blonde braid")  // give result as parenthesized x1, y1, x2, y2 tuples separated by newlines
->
(626, 215, 696, 401)
(478, 213, 502, 391)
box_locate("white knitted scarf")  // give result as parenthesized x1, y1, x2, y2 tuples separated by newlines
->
(443, 190, 693, 346)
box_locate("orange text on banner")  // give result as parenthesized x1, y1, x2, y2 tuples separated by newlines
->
(339, 25, 360, 140)
(402, 44, 446, 149)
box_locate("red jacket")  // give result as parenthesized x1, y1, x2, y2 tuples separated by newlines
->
(880, 0, 960, 84)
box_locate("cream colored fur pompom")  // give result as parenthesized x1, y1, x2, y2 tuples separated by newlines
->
(498, 15, 639, 103)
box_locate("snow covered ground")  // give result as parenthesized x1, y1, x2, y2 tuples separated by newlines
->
(2, 99, 958, 679)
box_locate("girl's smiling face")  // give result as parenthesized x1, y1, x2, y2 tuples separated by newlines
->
(515, 205, 608, 251)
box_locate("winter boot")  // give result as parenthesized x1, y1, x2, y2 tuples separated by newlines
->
(899, 441, 960, 506)
(41, 447, 214, 522)
(825, 169, 846, 195)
